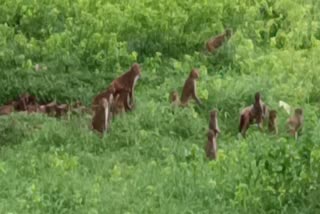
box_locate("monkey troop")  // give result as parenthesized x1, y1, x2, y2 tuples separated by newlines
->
(0, 62, 306, 151)
(0, 93, 87, 118)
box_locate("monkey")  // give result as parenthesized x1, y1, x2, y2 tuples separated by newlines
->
(38, 105, 47, 114)
(92, 85, 116, 110)
(0, 104, 15, 116)
(239, 106, 254, 137)
(209, 110, 221, 135)
(287, 108, 304, 140)
(26, 104, 40, 114)
(55, 104, 69, 118)
(169, 91, 180, 107)
(251, 92, 267, 129)
(112, 91, 131, 116)
(109, 63, 141, 107)
(45, 102, 57, 117)
(268, 110, 278, 135)
(239, 92, 267, 137)
(205, 129, 218, 160)
(91, 98, 110, 136)
(16, 93, 37, 111)
(206, 29, 232, 53)
(180, 69, 202, 107)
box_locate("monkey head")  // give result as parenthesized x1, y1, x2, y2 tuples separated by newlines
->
(254, 92, 261, 102)
(210, 110, 218, 118)
(131, 63, 142, 81)
(189, 69, 200, 79)
(225, 28, 232, 38)
(294, 108, 303, 116)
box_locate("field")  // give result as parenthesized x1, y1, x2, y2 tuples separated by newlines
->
(1, 0, 320, 213)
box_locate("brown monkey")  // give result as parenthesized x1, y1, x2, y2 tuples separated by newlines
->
(112, 91, 131, 116)
(169, 91, 180, 107)
(239, 92, 267, 137)
(45, 102, 57, 116)
(91, 98, 110, 136)
(0, 104, 15, 116)
(55, 104, 69, 118)
(252, 92, 267, 128)
(268, 110, 278, 135)
(110, 63, 141, 107)
(209, 110, 221, 135)
(206, 29, 232, 53)
(206, 129, 218, 160)
(16, 93, 37, 111)
(239, 106, 254, 137)
(38, 105, 47, 114)
(26, 104, 40, 114)
(287, 108, 304, 140)
(92, 85, 116, 110)
(180, 69, 202, 107)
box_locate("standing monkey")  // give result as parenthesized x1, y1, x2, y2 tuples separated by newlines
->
(206, 130, 218, 160)
(206, 110, 220, 160)
(287, 108, 304, 140)
(209, 110, 221, 135)
(180, 69, 202, 107)
(252, 92, 268, 129)
(239, 92, 268, 137)
(110, 63, 141, 108)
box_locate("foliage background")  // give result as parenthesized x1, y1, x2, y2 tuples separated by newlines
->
(0, 0, 320, 213)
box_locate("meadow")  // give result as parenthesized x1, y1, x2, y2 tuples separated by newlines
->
(0, 0, 320, 213)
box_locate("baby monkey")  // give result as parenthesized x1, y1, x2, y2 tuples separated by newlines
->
(169, 91, 180, 107)
(268, 110, 278, 135)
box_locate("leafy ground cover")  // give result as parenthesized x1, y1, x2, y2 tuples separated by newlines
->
(0, 0, 320, 213)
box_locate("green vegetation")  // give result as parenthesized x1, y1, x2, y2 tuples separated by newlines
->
(1, 0, 320, 213)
